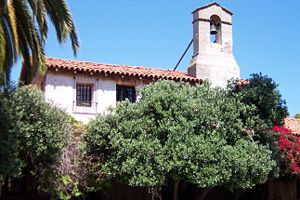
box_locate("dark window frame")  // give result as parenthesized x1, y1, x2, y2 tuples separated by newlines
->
(76, 83, 93, 107)
(116, 85, 136, 103)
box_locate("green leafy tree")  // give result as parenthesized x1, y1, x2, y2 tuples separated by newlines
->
(0, 85, 71, 197)
(0, 0, 79, 86)
(230, 73, 288, 128)
(10, 86, 70, 174)
(85, 81, 276, 199)
(229, 74, 289, 177)
(295, 114, 300, 119)
(0, 85, 23, 184)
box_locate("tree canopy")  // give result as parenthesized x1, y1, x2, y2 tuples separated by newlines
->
(230, 73, 288, 128)
(0, 73, 290, 199)
(0, 85, 22, 182)
(0, 85, 70, 190)
(85, 80, 277, 192)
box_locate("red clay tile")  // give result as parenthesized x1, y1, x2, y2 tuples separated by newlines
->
(284, 118, 300, 135)
(45, 57, 202, 83)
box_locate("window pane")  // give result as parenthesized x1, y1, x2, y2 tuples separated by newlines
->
(76, 84, 92, 107)
(116, 85, 136, 103)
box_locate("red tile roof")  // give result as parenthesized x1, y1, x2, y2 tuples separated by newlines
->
(45, 57, 202, 83)
(284, 118, 300, 135)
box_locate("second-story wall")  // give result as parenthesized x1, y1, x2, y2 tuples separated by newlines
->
(44, 70, 145, 123)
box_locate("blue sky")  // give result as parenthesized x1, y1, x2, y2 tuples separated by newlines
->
(11, 0, 300, 117)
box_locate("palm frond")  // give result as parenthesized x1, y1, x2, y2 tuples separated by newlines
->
(0, 0, 79, 85)
(27, 0, 48, 43)
(30, 24, 45, 76)
(17, 26, 31, 85)
(7, 0, 19, 60)
(0, 0, 18, 85)
(44, 0, 79, 55)
(1, 16, 14, 84)
(0, 21, 6, 85)
(12, 0, 45, 79)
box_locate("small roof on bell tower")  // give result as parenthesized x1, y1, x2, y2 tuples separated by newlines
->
(192, 2, 233, 15)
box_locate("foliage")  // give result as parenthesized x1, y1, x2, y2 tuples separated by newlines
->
(45, 116, 110, 200)
(0, 0, 79, 86)
(230, 73, 288, 128)
(0, 84, 23, 183)
(9, 86, 70, 176)
(295, 114, 300, 119)
(47, 119, 88, 200)
(229, 74, 290, 180)
(0, 85, 70, 192)
(0, 85, 99, 199)
(272, 126, 300, 178)
(85, 80, 276, 190)
(59, 175, 82, 200)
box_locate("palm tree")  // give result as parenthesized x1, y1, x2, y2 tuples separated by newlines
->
(0, 0, 79, 86)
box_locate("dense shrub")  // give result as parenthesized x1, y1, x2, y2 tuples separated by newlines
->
(0, 85, 22, 183)
(85, 81, 276, 192)
(230, 73, 288, 127)
(273, 126, 300, 177)
(0, 85, 71, 197)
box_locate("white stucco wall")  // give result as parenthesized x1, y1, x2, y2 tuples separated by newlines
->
(45, 72, 74, 115)
(45, 71, 136, 123)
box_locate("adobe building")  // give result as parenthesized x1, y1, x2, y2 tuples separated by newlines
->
(13, 2, 300, 200)
(20, 2, 240, 123)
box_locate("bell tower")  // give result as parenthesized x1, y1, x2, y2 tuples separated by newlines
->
(187, 2, 240, 88)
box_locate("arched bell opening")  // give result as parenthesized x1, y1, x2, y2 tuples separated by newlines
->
(210, 15, 222, 44)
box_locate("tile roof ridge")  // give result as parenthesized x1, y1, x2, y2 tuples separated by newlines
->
(285, 117, 300, 121)
(46, 56, 122, 67)
(45, 56, 187, 73)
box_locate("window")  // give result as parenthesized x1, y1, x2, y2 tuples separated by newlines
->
(116, 85, 136, 103)
(76, 83, 93, 107)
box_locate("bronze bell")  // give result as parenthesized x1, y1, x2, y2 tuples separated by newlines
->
(210, 21, 218, 35)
